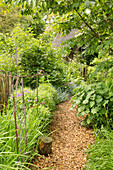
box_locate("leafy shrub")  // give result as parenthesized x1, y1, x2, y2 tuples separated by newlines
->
(21, 45, 66, 88)
(9, 83, 57, 111)
(20, 32, 66, 88)
(0, 27, 66, 88)
(85, 128, 113, 170)
(72, 80, 113, 128)
(38, 83, 57, 110)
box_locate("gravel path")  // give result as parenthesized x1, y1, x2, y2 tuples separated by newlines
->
(33, 99, 94, 170)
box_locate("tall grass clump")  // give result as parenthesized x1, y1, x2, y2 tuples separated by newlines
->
(85, 128, 113, 170)
(0, 105, 52, 169)
(0, 83, 57, 169)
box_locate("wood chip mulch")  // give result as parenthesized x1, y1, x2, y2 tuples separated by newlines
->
(32, 99, 95, 170)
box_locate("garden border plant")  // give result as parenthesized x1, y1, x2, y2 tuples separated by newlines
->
(0, 82, 58, 169)
(72, 79, 113, 128)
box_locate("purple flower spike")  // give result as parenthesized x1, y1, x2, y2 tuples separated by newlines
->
(17, 93, 22, 97)
(26, 89, 30, 93)
(27, 99, 31, 102)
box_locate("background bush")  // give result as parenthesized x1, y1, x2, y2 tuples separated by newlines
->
(38, 83, 57, 110)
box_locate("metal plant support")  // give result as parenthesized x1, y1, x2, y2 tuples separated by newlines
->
(0, 71, 44, 165)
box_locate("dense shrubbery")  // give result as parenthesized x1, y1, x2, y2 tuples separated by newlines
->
(0, 27, 70, 88)
(71, 57, 113, 168)
(72, 79, 113, 128)
(9, 83, 57, 111)
(0, 6, 45, 36)
(20, 42, 66, 87)
(38, 83, 57, 110)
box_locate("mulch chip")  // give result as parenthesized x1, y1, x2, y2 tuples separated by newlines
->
(32, 99, 95, 170)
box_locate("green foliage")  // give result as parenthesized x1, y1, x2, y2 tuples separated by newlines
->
(38, 83, 57, 110)
(0, 83, 57, 169)
(87, 57, 113, 83)
(0, 26, 67, 87)
(20, 41, 64, 87)
(0, 105, 52, 169)
(0, 27, 35, 75)
(72, 80, 113, 128)
(85, 128, 113, 170)
(4, 0, 113, 59)
(9, 83, 57, 111)
(19, 30, 67, 87)
(0, 6, 29, 34)
(0, 5, 45, 36)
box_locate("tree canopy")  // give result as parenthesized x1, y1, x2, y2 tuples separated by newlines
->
(1, 0, 113, 58)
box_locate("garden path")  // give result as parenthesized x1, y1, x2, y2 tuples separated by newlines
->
(34, 98, 94, 170)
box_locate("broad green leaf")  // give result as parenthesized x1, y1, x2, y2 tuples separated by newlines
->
(96, 95, 103, 103)
(90, 94, 96, 100)
(81, 111, 86, 116)
(110, 98, 113, 102)
(75, 99, 81, 105)
(81, 121, 86, 125)
(90, 101, 95, 107)
(103, 100, 109, 106)
(101, 108, 107, 115)
(87, 118, 91, 124)
(85, 108, 90, 114)
(86, 90, 95, 99)
(83, 99, 89, 104)
(78, 106, 85, 112)
(91, 107, 99, 114)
